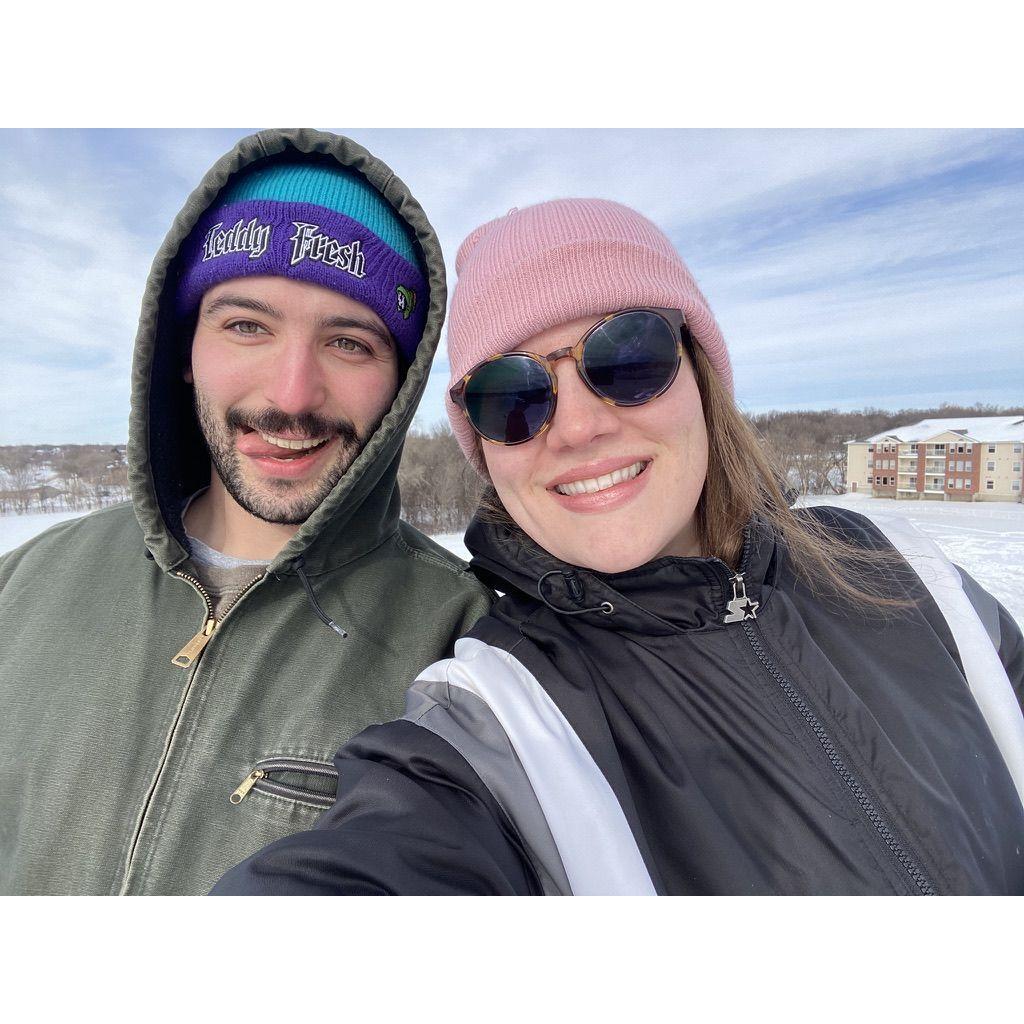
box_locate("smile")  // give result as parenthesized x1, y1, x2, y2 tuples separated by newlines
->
(553, 460, 649, 496)
(258, 432, 331, 451)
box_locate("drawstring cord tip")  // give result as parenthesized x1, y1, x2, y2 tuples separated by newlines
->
(293, 557, 349, 641)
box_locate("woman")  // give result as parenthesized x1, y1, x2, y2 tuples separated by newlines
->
(215, 199, 1024, 895)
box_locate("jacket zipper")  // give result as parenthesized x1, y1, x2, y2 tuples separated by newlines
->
(170, 571, 264, 668)
(118, 569, 266, 893)
(230, 758, 339, 808)
(170, 571, 217, 667)
(723, 567, 937, 895)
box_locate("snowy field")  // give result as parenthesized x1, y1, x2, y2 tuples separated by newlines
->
(3, 495, 1022, 628)
(798, 494, 1023, 628)
(0, 510, 95, 554)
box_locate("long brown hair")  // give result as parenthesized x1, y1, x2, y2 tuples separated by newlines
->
(478, 340, 911, 610)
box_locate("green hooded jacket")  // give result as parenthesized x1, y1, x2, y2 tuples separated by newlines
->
(0, 129, 492, 895)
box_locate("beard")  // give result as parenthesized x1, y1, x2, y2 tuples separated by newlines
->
(192, 387, 370, 525)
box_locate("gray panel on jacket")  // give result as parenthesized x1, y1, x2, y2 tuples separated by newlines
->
(956, 565, 1001, 650)
(404, 681, 572, 896)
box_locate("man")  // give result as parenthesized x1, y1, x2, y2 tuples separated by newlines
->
(0, 129, 492, 895)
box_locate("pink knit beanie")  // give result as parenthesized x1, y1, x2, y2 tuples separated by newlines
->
(445, 198, 733, 475)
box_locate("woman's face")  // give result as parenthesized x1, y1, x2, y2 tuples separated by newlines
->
(482, 313, 709, 574)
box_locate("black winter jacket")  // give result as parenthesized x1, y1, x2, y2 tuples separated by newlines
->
(215, 508, 1024, 895)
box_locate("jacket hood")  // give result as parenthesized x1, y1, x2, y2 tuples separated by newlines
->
(464, 514, 779, 635)
(127, 129, 445, 576)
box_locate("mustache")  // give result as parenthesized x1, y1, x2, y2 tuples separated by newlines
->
(225, 407, 360, 447)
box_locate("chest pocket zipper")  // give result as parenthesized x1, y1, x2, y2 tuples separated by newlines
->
(230, 757, 339, 809)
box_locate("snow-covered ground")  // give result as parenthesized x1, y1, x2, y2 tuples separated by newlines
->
(3, 495, 1022, 628)
(0, 510, 94, 554)
(797, 494, 1023, 627)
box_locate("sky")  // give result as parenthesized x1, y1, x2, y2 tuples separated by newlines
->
(1, 128, 1021, 445)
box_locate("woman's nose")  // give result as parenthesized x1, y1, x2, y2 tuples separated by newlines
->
(542, 359, 621, 451)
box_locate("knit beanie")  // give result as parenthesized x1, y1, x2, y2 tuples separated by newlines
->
(445, 198, 734, 475)
(176, 161, 428, 361)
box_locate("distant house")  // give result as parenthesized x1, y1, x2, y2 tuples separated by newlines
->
(845, 416, 1024, 502)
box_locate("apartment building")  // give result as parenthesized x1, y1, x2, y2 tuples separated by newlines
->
(845, 416, 1024, 501)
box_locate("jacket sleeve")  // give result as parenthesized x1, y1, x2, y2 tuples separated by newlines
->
(955, 565, 1024, 711)
(211, 721, 541, 895)
(995, 599, 1024, 712)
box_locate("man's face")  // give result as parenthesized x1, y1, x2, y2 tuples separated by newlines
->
(187, 276, 400, 525)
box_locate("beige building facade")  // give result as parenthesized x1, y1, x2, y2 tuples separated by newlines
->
(845, 416, 1024, 502)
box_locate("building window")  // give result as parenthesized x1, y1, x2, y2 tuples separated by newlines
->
(966, 445, 972, 453)
(1014, 481, 1021, 491)
(987, 461, 996, 471)
(957, 444, 964, 454)
(965, 461, 972, 472)
(955, 460, 964, 472)
(966, 480, 971, 489)
(1015, 444, 1022, 454)
(986, 480, 994, 490)
(988, 444, 996, 454)
(956, 479, 964, 489)
(947, 480, 954, 489)
(1015, 463, 1022, 473)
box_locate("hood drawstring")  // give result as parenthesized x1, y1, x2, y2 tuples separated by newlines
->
(537, 569, 614, 618)
(293, 556, 348, 639)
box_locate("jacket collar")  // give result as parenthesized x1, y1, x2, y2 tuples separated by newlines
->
(466, 514, 779, 635)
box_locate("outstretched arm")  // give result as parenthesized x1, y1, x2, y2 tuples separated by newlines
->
(212, 721, 541, 896)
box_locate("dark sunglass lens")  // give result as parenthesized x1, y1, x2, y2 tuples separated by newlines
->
(464, 355, 553, 443)
(582, 311, 680, 405)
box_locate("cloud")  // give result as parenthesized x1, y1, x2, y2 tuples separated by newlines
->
(2, 128, 1021, 444)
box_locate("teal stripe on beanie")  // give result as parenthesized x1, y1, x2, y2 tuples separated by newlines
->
(219, 163, 420, 266)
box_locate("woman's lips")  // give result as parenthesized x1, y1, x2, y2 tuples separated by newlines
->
(547, 459, 652, 514)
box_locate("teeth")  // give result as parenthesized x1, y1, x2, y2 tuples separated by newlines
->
(258, 433, 329, 451)
(554, 460, 647, 497)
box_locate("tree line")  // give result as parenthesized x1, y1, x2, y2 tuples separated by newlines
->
(748, 402, 1023, 498)
(3, 402, 1020, 528)
(0, 445, 130, 515)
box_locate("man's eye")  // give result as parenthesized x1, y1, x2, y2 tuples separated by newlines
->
(227, 320, 266, 336)
(330, 337, 372, 355)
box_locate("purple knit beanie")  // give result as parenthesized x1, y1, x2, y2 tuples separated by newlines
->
(175, 161, 428, 362)
(445, 198, 734, 475)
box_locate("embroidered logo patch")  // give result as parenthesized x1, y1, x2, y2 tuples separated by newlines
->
(289, 222, 366, 279)
(396, 285, 417, 320)
(202, 218, 271, 262)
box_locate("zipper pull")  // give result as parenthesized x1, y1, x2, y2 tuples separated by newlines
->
(723, 572, 759, 624)
(230, 769, 267, 804)
(171, 618, 216, 668)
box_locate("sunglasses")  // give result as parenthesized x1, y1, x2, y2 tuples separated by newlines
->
(450, 308, 687, 446)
